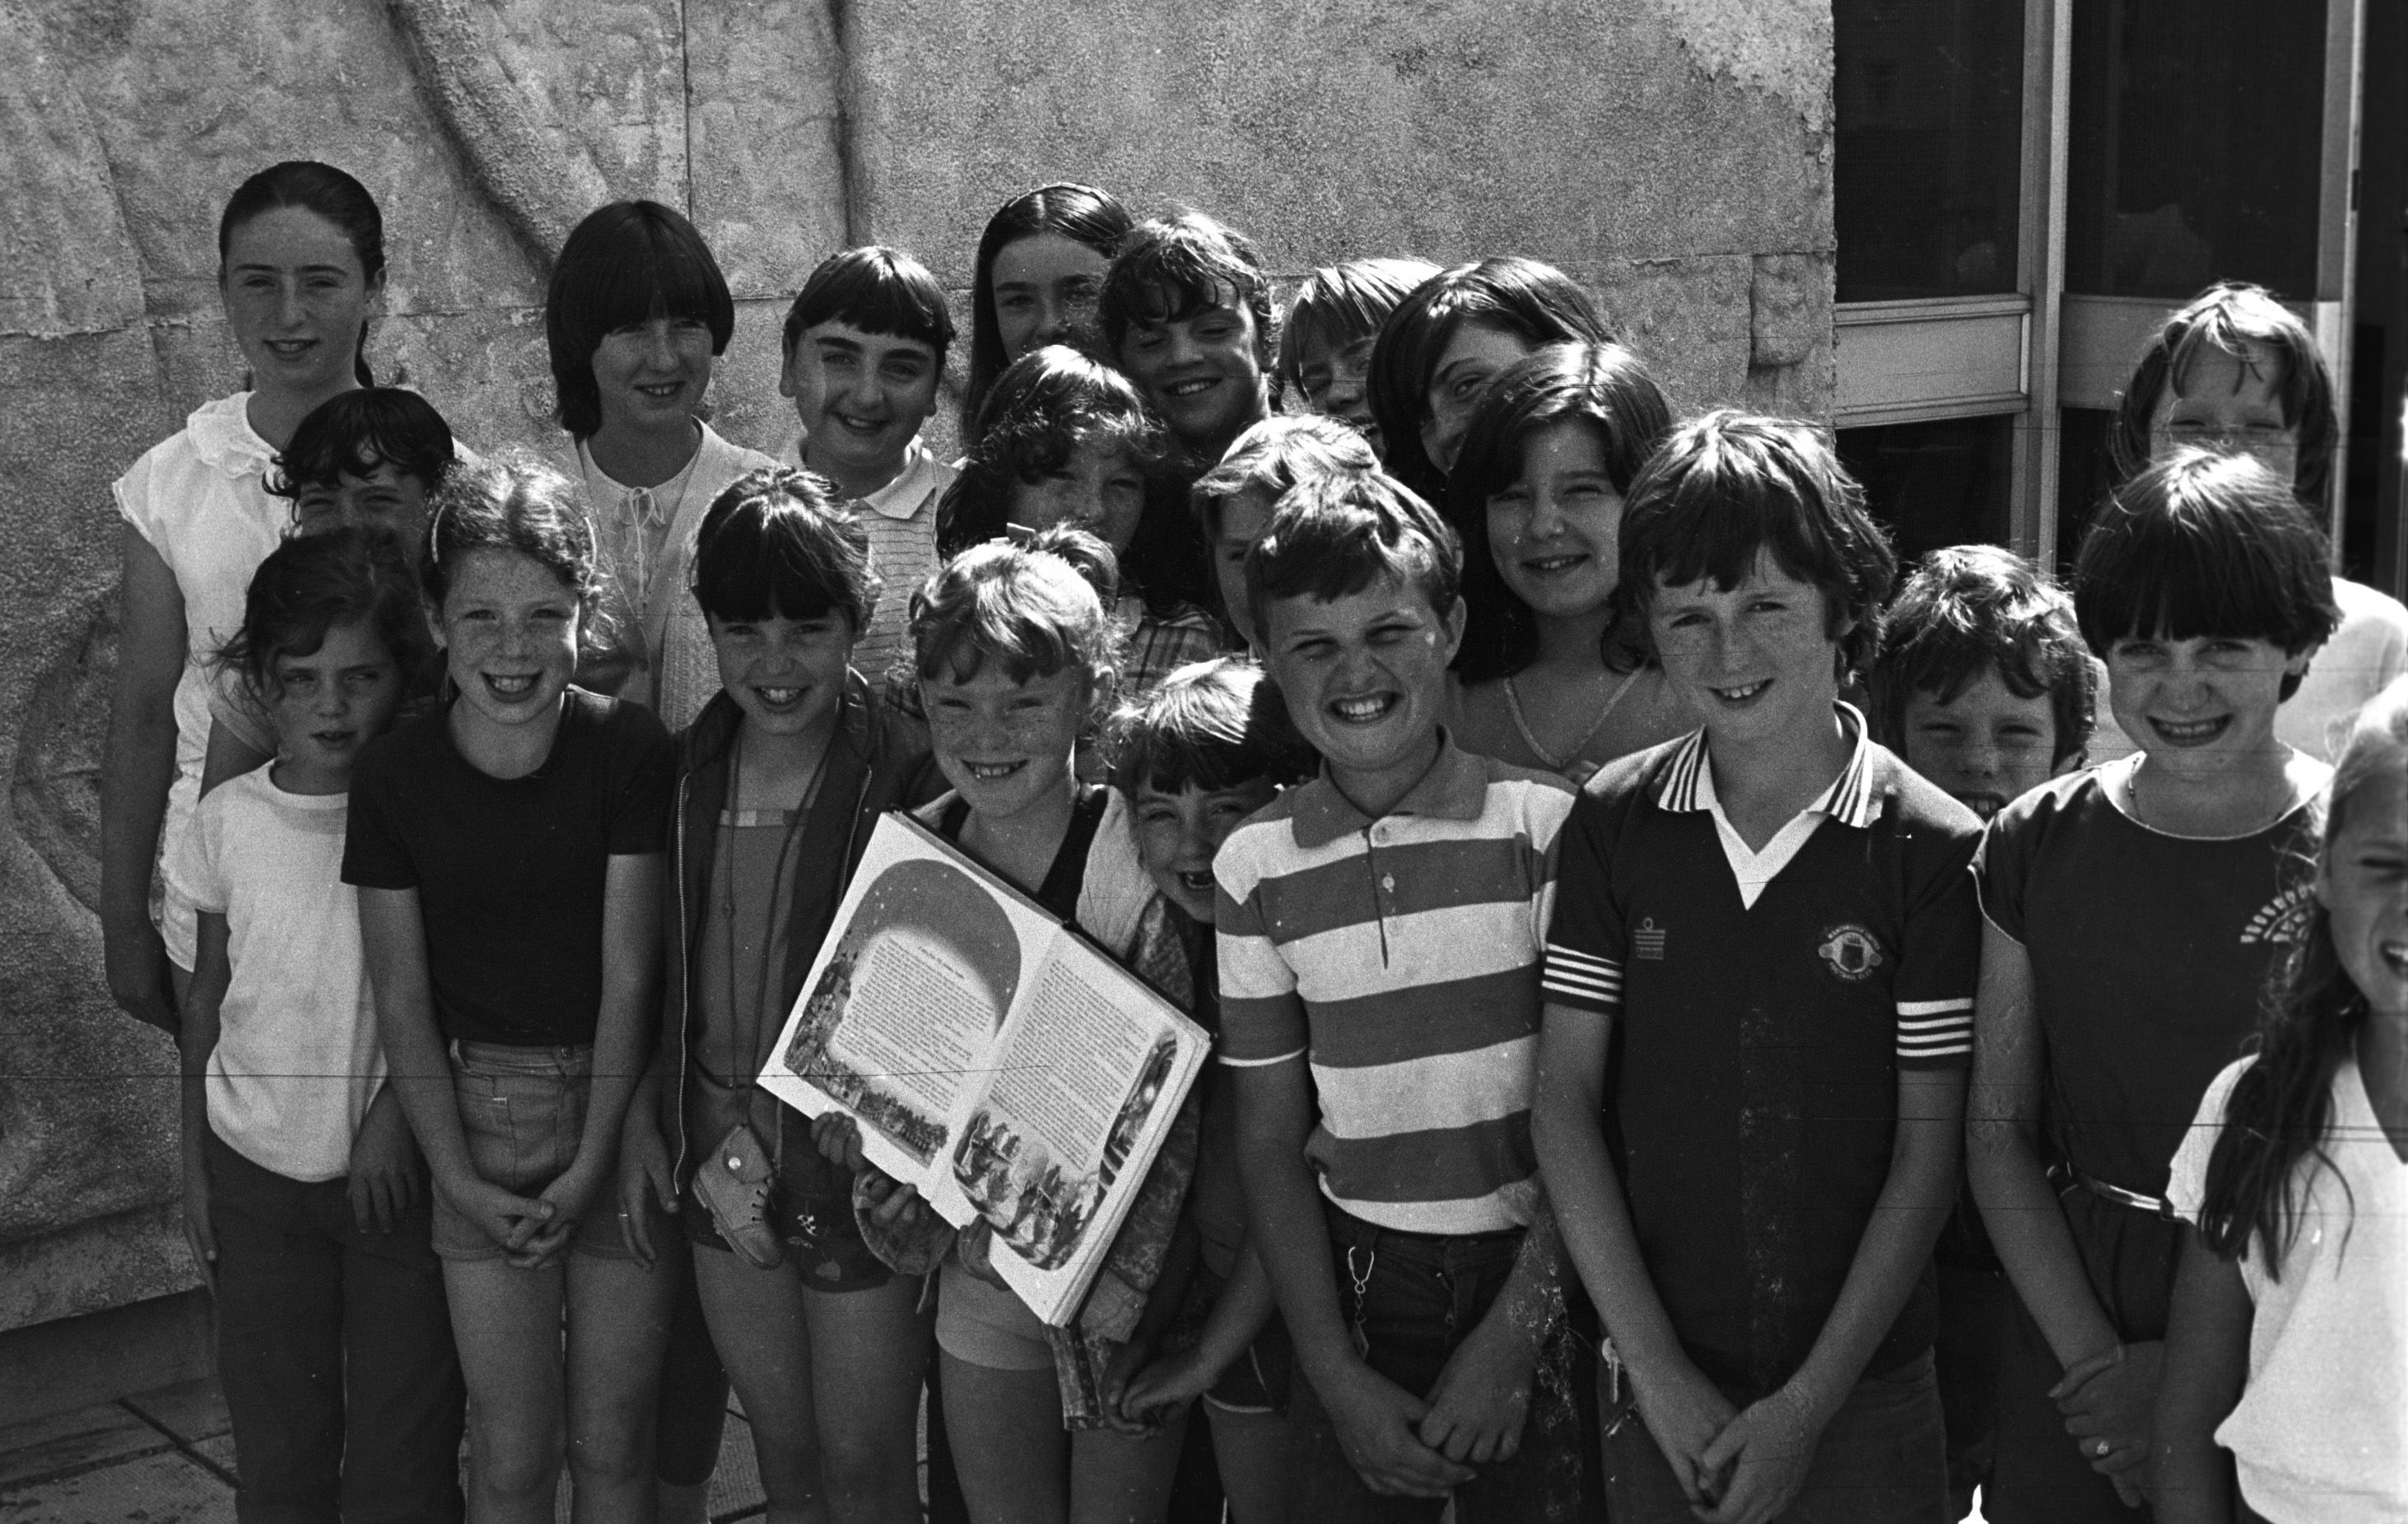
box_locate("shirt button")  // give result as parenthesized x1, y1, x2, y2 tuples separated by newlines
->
(1381, 874, 1396, 892)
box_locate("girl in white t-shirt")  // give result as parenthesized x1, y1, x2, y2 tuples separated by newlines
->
(2159, 681, 2408, 1524)
(171, 526, 461, 1520)
(105, 161, 390, 1032)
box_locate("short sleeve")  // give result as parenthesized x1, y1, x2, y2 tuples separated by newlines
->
(1893, 824, 1983, 1070)
(342, 743, 418, 891)
(2166, 1057, 2253, 1223)
(208, 673, 276, 757)
(1539, 788, 1627, 1014)
(112, 450, 165, 549)
(165, 790, 230, 916)
(604, 702, 675, 855)
(1971, 804, 2038, 944)
(1212, 828, 1306, 1066)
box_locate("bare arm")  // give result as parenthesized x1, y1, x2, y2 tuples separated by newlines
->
(1532, 1000, 1735, 1501)
(359, 885, 551, 1250)
(1232, 1057, 1473, 1498)
(101, 526, 189, 1031)
(1965, 921, 2121, 1368)
(2152, 1230, 2248, 1524)
(525, 852, 664, 1246)
(176, 913, 232, 1289)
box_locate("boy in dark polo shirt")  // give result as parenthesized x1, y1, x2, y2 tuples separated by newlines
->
(1867, 545, 2097, 1520)
(1532, 412, 1982, 1524)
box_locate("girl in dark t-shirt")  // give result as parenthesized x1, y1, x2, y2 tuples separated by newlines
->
(345, 459, 676, 1521)
(1967, 450, 2339, 1524)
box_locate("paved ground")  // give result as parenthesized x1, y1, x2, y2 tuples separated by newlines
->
(0, 1374, 771, 1522)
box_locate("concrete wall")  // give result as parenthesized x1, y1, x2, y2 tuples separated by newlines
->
(0, 0, 1832, 1329)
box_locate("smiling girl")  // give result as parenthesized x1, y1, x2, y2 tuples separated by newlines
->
(898, 526, 1199, 1523)
(347, 459, 678, 1523)
(547, 200, 775, 731)
(937, 347, 1222, 701)
(1968, 449, 2340, 1523)
(1365, 258, 1612, 511)
(962, 184, 1134, 436)
(1445, 341, 1691, 781)
(105, 161, 391, 1034)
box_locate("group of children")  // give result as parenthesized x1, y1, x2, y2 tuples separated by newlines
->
(100, 158, 2406, 1524)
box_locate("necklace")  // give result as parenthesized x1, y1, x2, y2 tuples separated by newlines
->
(1505, 667, 1643, 773)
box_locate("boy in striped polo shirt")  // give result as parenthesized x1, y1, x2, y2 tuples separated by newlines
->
(1217, 473, 1591, 1518)
(1532, 413, 1982, 1524)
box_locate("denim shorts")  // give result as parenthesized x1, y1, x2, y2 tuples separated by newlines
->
(678, 1116, 894, 1293)
(431, 1042, 631, 1263)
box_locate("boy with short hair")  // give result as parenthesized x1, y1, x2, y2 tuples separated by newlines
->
(1216, 473, 1591, 1518)
(1870, 544, 2096, 821)
(778, 245, 958, 681)
(1190, 416, 1378, 650)
(1533, 412, 1982, 1523)
(1866, 543, 2094, 1521)
(1102, 212, 1277, 468)
(1276, 259, 1442, 458)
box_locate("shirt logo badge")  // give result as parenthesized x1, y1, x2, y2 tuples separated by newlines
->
(2240, 883, 2314, 946)
(1817, 923, 1884, 982)
(1633, 918, 1667, 961)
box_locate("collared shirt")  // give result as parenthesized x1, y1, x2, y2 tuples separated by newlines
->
(1539, 716, 1983, 1400)
(1655, 701, 1881, 909)
(781, 436, 957, 687)
(1214, 734, 1576, 1234)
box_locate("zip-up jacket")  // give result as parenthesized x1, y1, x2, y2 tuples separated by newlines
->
(656, 673, 945, 1185)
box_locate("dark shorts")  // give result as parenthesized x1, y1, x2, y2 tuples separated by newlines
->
(432, 1042, 631, 1263)
(678, 1125, 893, 1293)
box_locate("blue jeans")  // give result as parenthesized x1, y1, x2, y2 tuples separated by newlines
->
(1601, 1349, 1948, 1524)
(1285, 1205, 1599, 1522)
(205, 1127, 465, 1523)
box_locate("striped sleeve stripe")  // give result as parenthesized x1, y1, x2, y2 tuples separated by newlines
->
(1897, 999, 1974, 1016)
(1219, 1046, 1306, 1068)
(1540, 944, 1622, 1009)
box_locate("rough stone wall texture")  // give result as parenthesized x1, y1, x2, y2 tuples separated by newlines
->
(0, 0, 1830, 1330)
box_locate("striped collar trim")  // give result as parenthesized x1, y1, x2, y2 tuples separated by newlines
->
(1655, 701, 1881, 830)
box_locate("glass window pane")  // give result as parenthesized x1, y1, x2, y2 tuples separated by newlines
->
(1839, 416, 2014, 566)
(1834, 0, 2024, 301)
(2055, 407, 2119, 575)
(2064, 0, 2326, 300)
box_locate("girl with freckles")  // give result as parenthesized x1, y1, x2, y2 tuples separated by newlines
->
(1968, 450, 2340, 1523)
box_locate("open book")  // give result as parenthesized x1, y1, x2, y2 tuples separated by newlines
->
(759, 811, 1210, 1326)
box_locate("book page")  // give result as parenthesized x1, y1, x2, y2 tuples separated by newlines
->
(761, 815, 1059, 1193)
(949, 941, 1208, 1321)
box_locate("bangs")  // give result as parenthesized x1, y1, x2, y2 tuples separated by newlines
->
(915, 602, 1087, 687)
(1634, 466, 1847, 600)
(578, 224, 734, 346)
(789, 247, 954, 358)
(2075, 451, 2340, 655)
(271, 389, 455, 494)
(1107, 658, 1313, 795)
(690, 486, 874, 632)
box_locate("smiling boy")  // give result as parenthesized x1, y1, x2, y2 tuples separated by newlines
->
(1214, 472, 1591, 1519)
(778, 246, 957, 683)
(1531, 412, 1982, 1524)
(1871, 545, 2097, 823)
(1101, 212, 1275, 468)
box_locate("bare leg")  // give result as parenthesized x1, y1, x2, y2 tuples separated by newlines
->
(693, 1244, 830, 1524)
(445, 1258, 567, 1524)
(802, 1276, 933, 1524)
(1204, 1404, 1287, 1524)
(942, 1353, 1069, 1524)
(565, 1252, 676, 1523)
(1069, 1410, 1189, 1524)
